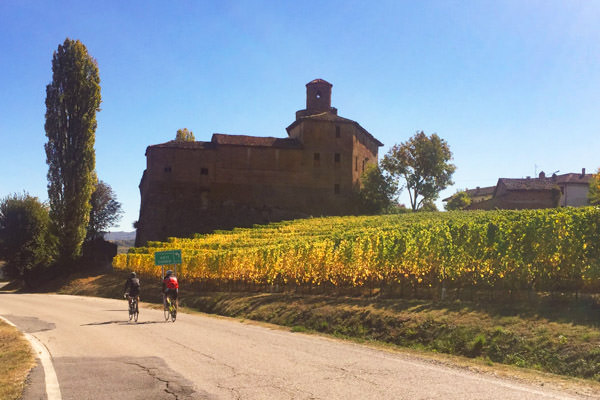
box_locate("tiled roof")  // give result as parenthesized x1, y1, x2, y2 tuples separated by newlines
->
(498, 172, 593, 191)
(465, 186, 496, 197)
(498, 178, 559, 191)
(211, 134, 302, 149)
(147, 140, 214, 150)
(307, 79, 332, 87)
(286, 112, 383, 147)
(553, 173, 593, 185)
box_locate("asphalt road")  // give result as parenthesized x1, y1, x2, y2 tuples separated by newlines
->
(0, 292, 597, 400)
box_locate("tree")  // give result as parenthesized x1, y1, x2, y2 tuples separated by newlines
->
(589, 169, 600, 205)
(175, 128, 195, 142)
(358, 164, 398, 214)
(381, 131, 456, 211)
(0, 194, 56, 281)
(444, 190, 472, 211)
(45, 38, 101, 266)
(420, 200, 439, 212)
(86, 180, 123, 241)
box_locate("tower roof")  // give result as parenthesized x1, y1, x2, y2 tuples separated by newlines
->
(306, 78, 332, 87)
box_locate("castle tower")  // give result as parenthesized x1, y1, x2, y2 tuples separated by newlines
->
(296, 79, 337, 119)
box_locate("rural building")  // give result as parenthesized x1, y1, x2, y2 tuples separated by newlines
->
(460, 169, 593, 210)
(135, 79, 383, 246)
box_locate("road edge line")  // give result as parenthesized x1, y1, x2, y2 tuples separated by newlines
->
(0, 315, 62, 400)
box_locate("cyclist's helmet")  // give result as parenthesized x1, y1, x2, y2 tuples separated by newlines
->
(165, 270, 173, 276)
(130, 272, 136, 278)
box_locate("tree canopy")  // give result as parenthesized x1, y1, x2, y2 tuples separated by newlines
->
(444, 190, 472, 211)
(176, 128, 195, 142)
(86, 180, 123, 241)
(381, 131, 455, 211)
(0, 194, 56, 282)
(358, 164, 398, 214)
(45, 38, 101, 266)
(589, 169, 600, 205)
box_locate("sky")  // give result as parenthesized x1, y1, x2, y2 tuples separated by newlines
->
(1, 0, 599, 231)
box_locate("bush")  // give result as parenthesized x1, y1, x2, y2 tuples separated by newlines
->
(0, 193, 56, 284)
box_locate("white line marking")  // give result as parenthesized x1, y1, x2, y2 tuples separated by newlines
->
(0, 315, 62, 400)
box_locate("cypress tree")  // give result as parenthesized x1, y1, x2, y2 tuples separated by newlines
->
(44, 38, 101, 266)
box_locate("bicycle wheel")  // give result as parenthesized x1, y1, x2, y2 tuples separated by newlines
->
(164, 300, 171, 321)
(171, 306, 176, 322)
(133, 301, 139, 322)
(128, 301, 134, 321)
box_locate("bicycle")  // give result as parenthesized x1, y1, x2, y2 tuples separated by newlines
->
(127, 295, 139, 323)
(163, 295, 177, 322)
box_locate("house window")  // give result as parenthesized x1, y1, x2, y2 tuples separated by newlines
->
(200, 168, 208, 175)
(335, 126, 340, 138)
(164, 166, 172, 173)
(334, 184, 340, 194)
(313, 152, 320, 167)
(334, 153, 341, 163)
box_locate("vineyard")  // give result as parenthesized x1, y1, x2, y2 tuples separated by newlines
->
(113, 207, 600, 296)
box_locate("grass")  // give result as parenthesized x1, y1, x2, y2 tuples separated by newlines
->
(0, 320, 35, 400)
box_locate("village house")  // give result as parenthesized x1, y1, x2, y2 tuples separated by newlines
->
(450, 169, 593, 210)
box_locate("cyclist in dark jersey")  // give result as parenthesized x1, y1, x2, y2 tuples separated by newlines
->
(162, 270, 179, 313)
(124, 272, 140, 311)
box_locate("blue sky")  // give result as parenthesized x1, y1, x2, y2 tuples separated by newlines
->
(1, 1, 599, 231)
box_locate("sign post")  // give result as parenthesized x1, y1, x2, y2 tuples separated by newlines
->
(154, 249, 182, 278)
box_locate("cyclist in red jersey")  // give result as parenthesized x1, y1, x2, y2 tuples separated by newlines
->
(162, 270, 179, 313)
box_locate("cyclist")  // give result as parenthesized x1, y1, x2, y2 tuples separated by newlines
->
(124, 272, 140, 312)
(162, 270, 179, 313)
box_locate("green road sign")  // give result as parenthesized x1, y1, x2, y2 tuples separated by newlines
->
(154, 250, 182, 266)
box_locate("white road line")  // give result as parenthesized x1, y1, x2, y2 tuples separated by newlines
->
(0, 315, 62, 400)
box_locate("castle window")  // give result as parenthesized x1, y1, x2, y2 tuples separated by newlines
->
(355, 156, 358, 171)
(335, 126, 340, 138)
(316, 91, 321, 99)
(334, 153, 341, 163)
(362, 159, 366, 172)
(334, 184, 340, 194)
(201, 168, 208, 175)
(164, 166, 172, 173)
(313, 152, 320, 167)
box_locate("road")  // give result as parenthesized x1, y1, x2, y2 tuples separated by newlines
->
(0, 292, 596, 400)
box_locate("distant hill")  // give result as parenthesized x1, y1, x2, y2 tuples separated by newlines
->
(105, 231, 136, 241)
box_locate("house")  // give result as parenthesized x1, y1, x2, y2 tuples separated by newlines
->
(447, 169, 593, 211)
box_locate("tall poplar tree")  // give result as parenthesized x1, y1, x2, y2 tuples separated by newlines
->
(45, 38, 101, 266)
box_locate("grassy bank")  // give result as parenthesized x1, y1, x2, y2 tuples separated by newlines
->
(56, 270, 600, 382)
(0, 318, 35, 400)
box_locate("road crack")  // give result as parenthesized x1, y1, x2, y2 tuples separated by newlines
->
(125, 361, 198, 399)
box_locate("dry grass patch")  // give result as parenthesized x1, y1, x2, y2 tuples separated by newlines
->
(0, 320, 35, 400)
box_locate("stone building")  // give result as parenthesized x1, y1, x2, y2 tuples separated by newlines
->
(463, 169, 592, 210)
(135, 79, 383, 245)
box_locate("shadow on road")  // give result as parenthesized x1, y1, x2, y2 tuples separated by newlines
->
(82, 320, 165, 326)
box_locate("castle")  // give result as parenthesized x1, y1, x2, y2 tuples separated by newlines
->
(135, 79, 383, 246)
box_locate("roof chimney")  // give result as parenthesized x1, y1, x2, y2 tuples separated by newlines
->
(538, 171, 545, 179)
(582, 168, 586, 177)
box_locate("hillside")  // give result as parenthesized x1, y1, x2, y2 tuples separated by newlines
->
(105, 231, 136, 241)
(115, 207, 600, 297)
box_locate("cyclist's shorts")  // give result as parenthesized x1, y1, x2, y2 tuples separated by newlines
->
(165, 288, 178, 300)
(128, 288, 140, 297)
